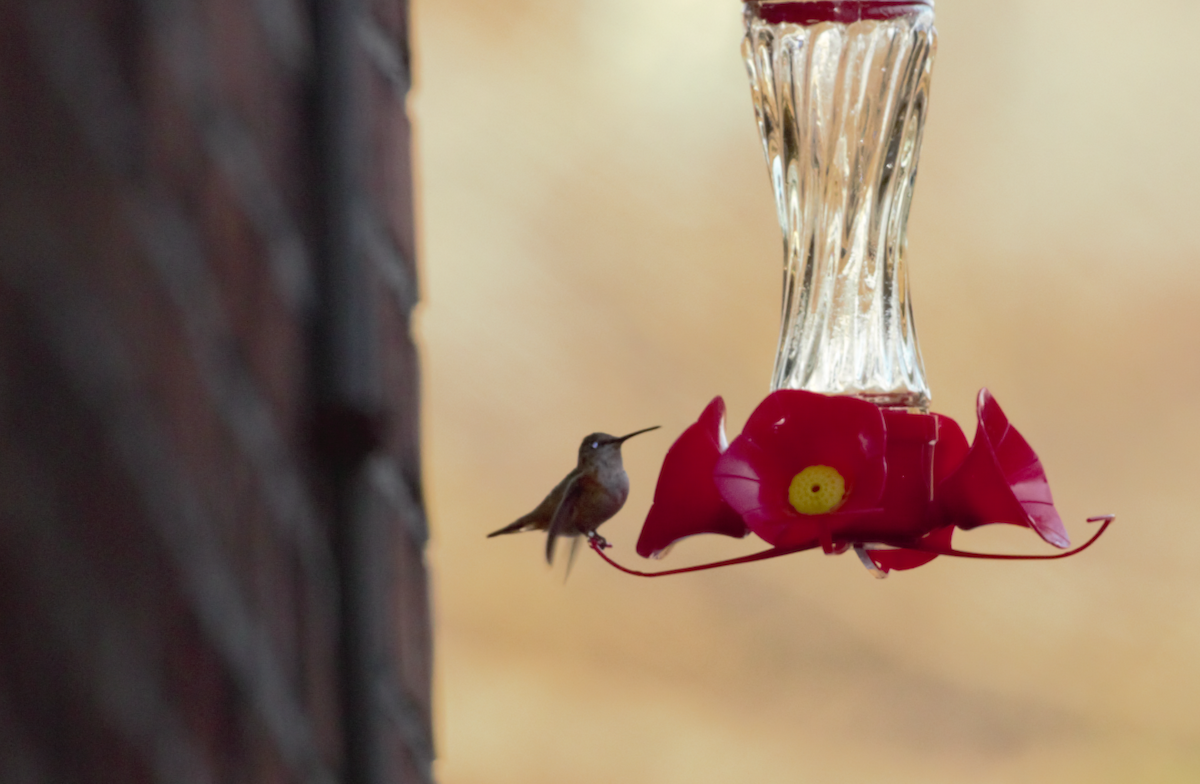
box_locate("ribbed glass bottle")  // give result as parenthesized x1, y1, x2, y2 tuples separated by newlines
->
(744, 1, 936, 409)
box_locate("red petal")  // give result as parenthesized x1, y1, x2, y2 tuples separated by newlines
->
(935, 390, 1070, 548)
(865, 525, 954, 574)
(872, 409, 939, 538)
(932, 413, 969, 486)
(636, 398, 749, 558)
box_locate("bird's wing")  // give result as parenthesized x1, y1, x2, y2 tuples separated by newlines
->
(487, 471, 573, 538)
(545, 474, 585, 565)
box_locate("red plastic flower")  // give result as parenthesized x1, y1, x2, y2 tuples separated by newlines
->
(636, 397, 749, 558)
(860, 390, 1072, 572)
(935, 389, 1070, 547)
(713, 390, 888, 551)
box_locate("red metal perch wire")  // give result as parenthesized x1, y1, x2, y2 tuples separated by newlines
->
(589, 516, 1115, 577)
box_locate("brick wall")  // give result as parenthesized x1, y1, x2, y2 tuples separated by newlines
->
(0, 0, 430, 782)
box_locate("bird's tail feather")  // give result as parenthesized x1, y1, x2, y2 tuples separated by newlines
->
(487, 516, 538, 538)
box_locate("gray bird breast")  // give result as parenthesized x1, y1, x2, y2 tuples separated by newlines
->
(595, 465, 629, 520)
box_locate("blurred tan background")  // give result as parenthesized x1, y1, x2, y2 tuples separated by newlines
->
(410, 0, 1200, 781)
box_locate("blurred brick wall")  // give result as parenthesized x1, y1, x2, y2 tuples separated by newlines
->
(0, 0, 430, 782)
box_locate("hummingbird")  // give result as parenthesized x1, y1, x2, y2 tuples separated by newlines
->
(488, 426, 660, 569)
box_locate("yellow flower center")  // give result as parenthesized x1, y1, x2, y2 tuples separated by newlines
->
(788, 465, 846, 515)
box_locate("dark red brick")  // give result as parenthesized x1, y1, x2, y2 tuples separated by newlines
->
(366, 65, 418, 273)
(370, 0, 411, 63)
(391, 527, 433, 717)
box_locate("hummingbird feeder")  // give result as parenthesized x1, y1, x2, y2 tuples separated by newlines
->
(590, 0, 1113, 578)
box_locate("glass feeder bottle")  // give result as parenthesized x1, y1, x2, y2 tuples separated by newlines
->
(744, 0, 937, 409)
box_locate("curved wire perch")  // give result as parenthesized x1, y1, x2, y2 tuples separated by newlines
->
(587, 534, 812, 577)
(899, 515, 1115, 561)
(588, 516, 1115, 577)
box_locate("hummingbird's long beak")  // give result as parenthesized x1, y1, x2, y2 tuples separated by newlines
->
(616, 425, 660, 444)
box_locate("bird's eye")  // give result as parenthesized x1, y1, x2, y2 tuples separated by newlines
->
(591, 441, 600, 449)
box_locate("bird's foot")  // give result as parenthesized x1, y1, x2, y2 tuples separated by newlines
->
(586, 532, 612, 550)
